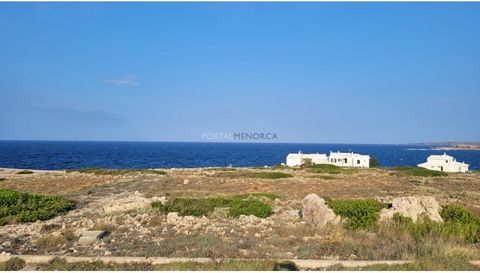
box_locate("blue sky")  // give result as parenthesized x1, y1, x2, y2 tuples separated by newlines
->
(0, 2, 479, 144)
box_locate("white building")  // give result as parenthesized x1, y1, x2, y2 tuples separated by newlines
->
(286, 152, 328, 167)
(418, 153, 469, 173)
(286, 151, 370, 168)
(328, 151, 370, 168)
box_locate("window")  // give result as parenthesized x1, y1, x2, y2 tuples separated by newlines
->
(344, 158, 347, 163)
(357, 160, 360, 164)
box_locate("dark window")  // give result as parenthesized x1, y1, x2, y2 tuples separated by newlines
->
(357, 160, 360, 164)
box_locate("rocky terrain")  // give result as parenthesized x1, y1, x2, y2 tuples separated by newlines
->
(1, 166, 480, 268)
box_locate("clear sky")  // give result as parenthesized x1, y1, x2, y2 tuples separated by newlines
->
(1, 2, 479, 144)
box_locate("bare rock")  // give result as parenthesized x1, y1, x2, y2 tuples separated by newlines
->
(302, 194, 340, 226)
(103, 191, 151, 214)
(380, 196, 443, 223)
(166, 212, 179, 225)
(239, 214, 260, 224)
(151, 196, 168, 205)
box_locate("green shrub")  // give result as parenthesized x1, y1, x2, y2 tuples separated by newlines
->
(318, 175, 335, 180)
(0, 258, 26, 271)
(16, 170, 33, 174)
(392, 166, 447, 177)
(68, 168, 166, 175)
(441, 205, 479, 224)
(0, 188, 75, 225)
(327, 199, 386, 230)
(152, 194, 274, 218)
(369, 157, 380, 167)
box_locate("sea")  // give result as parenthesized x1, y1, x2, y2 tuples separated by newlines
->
(0, 141, 479, 170)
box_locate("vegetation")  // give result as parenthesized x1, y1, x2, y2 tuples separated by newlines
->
(327, 199, 386, 230)
(0, 258, 26, 271)
(391, 205, 480, 244)
(252, 172, 293, 179)
(318, 175, 335, 180)
(152, 194, 274, 218)
(326, 255, 479, 271)
(0, 188, 75, 225)
(67, 168, 167, 175)
(211, 167, 237, 171)
(16, 170, 33, 174)
(42, 258, 299, 271)
(369, 157, 380, 167)
(392, 166, 447, 177)
(307, 164, 343, 174)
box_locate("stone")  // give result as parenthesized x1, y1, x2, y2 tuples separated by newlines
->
(166, 212, 179, 225)
(302, 194, 340, 227)
(151, 196, 168, 205)
(78, 230, 107, 245)
(103, 191, 151, 214)
(183, 179, 190, 185)
(239, 214, 260, 224)
(379, 196, 443, 223)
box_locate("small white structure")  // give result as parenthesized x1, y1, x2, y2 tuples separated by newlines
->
(418, 153, 469, 173)
(328, 151, 370, 168)
(286, 151, 370, 168)
(286, 151, 328, 167)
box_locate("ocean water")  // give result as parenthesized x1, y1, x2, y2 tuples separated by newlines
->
(0, 141, 478, 170)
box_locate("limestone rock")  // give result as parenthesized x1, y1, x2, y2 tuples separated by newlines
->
(302, 194, 340, 226)
(151, 196, 168, 205)
(379, 196, 443, 223)
(103, 191, 151, 214)
(166, 212, 179, 225)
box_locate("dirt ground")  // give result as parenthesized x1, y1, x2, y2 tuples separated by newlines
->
(1, 167, 480, 261)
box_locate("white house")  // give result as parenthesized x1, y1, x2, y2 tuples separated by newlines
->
(328, 151, 370, 168)
(286, 152, 328, 167)
(286, 151, 370, 168)
(418, 153, 469, 173)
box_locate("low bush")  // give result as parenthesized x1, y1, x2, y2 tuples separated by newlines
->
(44, 258, 155, 271)
(369, 157, 380, 168)
(392, 166, 447, 177)
(152, 194, 273, 218)
(211, 167, 237, 171)
(235, 192, 281, 200)
(16, 170, 33, 174)
(0, 188, 75, 225)
(327, 199, 386, 230)
(67, 168, 166, 175)
(0, 258, 26, 271)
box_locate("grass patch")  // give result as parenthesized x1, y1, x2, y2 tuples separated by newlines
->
(327, 199, 386, 230)
(318, 175, 336, 180)
(0, 258, 26, 271)
(42, 258, 298, 271)
(211, 167, 237, 171)
(392, 166, 447, 177)
(152, 195, 273, 218)
(0, 188, 75, 226)
(252, 172, 293, 179)
(306, 164, 354, 175)
(235, 192, 281, 200)
(326, 255, 479, 270)
(67, 168, 166, 175)
(44, 258, 155, 271)
(16, 170, 33, 174)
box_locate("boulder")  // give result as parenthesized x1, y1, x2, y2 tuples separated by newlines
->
(302, 194, 340, 226)
(103, 191, 151, 214)
(151, 196, 168, 205)
(379, 196, 443, 223)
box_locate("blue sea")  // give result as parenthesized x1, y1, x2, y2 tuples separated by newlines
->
(0, 141, 479, 170)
